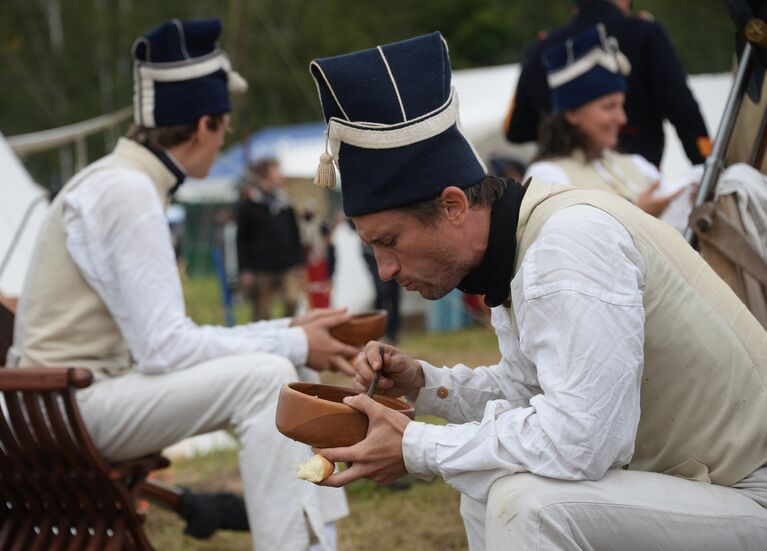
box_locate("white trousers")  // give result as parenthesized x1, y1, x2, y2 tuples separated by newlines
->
(76, 353, 348, 551)
(461, 467, 767, 551)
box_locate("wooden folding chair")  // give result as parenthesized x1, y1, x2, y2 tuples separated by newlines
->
(0, 297, 175, 550)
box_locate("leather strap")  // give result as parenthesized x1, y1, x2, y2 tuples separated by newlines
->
(690, 202, 767, 287)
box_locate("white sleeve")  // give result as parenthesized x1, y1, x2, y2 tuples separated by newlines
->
(403, 206, 645, 500)
(409, 355, 537, 424)
(62, 169, 307, 373)
(523, 161, 572, 188)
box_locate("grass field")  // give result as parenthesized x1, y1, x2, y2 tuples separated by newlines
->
(144, 277, 500, 550)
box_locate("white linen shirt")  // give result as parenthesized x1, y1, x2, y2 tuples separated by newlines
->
(61, 163, 308, 374)
(402, 204, 647, 502)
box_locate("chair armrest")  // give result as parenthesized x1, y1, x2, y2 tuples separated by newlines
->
(0, 367, 93, 391)
(109, 453, 171, 480)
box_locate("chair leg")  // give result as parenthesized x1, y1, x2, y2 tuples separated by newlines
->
(9, 517, 33, 551)
(84, 518, 108, 551)
(44, 523, 68, 551)
(103, 519, 127, 551)
(27, 520, 53, 551)
(126, 513, 156, 551)
(0, 520, 14, 550)
(64, 519, 88, 551)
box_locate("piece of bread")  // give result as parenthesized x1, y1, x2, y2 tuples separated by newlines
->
(296, 454, 335, 483)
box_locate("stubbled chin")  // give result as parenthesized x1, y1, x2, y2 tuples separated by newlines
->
(418, 287, 452, 301)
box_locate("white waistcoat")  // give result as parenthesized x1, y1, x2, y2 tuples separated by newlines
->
(511, 178, 767, 486)
(12, 139, 176, 378)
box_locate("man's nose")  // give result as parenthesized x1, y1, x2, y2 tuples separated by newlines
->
(375, 250, 399, 281)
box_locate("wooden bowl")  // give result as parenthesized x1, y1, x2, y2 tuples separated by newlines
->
(275, 382, 414, 448)
(329, 310, 388, 347)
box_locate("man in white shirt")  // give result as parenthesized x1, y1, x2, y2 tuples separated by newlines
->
(10, 19, 355, 551)
(306, 32, 767, 550)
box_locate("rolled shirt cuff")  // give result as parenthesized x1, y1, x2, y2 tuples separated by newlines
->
(412, 360, 458, 419)
(402, 361, 451, 480)
(280, 326, 309, 367)
(402, 421, 438, 480)
(404, 361, 477, 480)
(403, 419, 475, 481)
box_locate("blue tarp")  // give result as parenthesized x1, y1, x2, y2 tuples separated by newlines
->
(208, 121, 326, 181)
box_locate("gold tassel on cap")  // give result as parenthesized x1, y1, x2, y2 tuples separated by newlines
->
(314, 152, 337, 189)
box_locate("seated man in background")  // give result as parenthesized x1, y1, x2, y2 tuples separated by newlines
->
(308, 32, 767, 550)
(9, 19, 355, 551)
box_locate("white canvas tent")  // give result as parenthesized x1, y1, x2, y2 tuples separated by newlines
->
(0, 132, 48, 298)
(1, 107, 131, 299)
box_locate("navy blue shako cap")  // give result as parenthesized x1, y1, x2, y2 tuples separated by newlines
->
(544, 23, 631, 113)
(310, 32, 487, 217)
(132, 18, 247, 128)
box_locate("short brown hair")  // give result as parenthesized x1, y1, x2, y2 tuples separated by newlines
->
(127, 114, 225, 149)
(398, 175, 507, 225)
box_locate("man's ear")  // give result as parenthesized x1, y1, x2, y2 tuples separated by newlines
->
(193, 115, 212, 141)
(440, 186, 469, 224)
